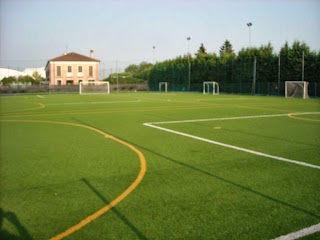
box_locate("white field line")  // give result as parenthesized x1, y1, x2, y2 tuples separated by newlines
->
(37, 95, 45, 98)
(273, 223, 320, 240)
(147, 112, 320, 125)
(45, 100, 141, 106)
(143, 112, 320, 170)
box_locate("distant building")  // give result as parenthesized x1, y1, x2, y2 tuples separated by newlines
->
(0, 67, 45, 82)
(23, 67, 46, 78)
(45, 50, 100, 85)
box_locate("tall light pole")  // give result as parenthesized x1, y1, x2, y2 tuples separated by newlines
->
(153, 46, 156, 64)
(187, 37, 191, 91)
(302, 51, 305, 81)
(247, 22, 252, 48)
(116, 60, 119, 93)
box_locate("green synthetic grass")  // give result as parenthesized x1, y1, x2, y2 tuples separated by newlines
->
(0, 93, 319, 239)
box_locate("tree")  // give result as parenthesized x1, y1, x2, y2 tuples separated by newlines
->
(1, 76, 16, 86)
(220, 40, 234, 56)
(148, 40, 319, 96)
(32, 71, 43, 84)
(196, 43, 207, 57)
(17, 75, 34, 84)
(125, 64, 139, 74)
(280, 40, 310, 81)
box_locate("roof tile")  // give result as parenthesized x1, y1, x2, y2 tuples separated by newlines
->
(49, 52, 100, 62)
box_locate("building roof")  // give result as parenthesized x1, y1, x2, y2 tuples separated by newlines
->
(48, 52, 100, 62)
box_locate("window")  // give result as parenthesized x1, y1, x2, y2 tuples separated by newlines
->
(89, 66, 93, 77)
(67, 66, 73, 77)
(78, 66, 82, 72)
(66, 80, 73, 85)
(57, 66, 61, 77)
(78, 80, 83, 85)
(57, 80, 61, 85)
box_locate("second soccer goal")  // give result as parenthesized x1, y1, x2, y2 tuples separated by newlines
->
(203, 81, 219, 95)
(285, 81, 309, 99)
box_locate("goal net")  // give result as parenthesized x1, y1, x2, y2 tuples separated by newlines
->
(203, 81, 219, 95)
(285, 81, 309, 99)
(79, 81, 110, 95)
(159, 82, 168, 92)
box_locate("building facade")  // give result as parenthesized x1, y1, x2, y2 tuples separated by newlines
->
(45, 50, 100, 85)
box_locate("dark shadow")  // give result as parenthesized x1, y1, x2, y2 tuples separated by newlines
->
(122, 137, 320, 220)
(0, 208, 33, 240)
(81, 178, 148, 240)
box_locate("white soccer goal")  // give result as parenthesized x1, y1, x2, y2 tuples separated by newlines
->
(79, 81, 110, 95)
(159, 82, 168, 92)
(203, 81, 219, 95)
(285, 81, 309, 99)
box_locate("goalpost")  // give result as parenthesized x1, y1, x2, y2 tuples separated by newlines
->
(285, 81, 309, 99)
(79, 81, 110, 95)
(159, 82, 168, 92)
(203, 81, 219, 95)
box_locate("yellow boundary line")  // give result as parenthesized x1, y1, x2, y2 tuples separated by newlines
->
(287, 112, 320, 122)
(0, 102, 45, 114)
(0, 119, 147, 239)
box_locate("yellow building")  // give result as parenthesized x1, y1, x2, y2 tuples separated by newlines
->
(45, 50, 100, 85)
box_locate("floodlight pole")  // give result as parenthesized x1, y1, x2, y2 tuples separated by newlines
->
(247, 22, 252, 48)
(153, 46, 156, 64)
(116, 60, 119, 93)
(302, 51, 305, 81)
(187, 37, 191, 91)
(278, 54, 281, 96)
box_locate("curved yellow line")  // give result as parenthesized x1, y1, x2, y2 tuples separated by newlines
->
(1, 102, 45, 114)
(287, 112, 320, 122)
(0, 119, 146, 239)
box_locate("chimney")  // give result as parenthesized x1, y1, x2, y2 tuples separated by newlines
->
(90, 50, 94, 58)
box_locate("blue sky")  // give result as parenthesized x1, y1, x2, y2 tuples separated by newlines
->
(0, 0, 319, 74)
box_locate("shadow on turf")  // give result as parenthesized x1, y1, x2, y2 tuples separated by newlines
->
(81, 178, 149, 240)
(71, 118, 319, 228)
(129, 141, 320, 220)
(0, 208, 33, 240)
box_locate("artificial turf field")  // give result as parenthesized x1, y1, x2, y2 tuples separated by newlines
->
(0, 92, 319, 240)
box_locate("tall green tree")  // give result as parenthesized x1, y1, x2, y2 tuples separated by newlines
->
(219, 40, 234, 56)
(1, 76, 16, 86)
(280, 40, 310, 81)
(125, 64, 139, 74)
(32, 71, 43, 84)
(196, 43, 207, 57)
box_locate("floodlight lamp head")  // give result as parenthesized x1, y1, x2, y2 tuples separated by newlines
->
(187, 37, 191, 40)
(247, 22, 252, 27)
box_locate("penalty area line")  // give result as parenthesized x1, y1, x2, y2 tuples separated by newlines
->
(273, 222, 320, 240)
(143, 123, 320, 170)
(147, 112, 320, 125)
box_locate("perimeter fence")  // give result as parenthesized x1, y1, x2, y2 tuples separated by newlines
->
(148, 56, 320, 97)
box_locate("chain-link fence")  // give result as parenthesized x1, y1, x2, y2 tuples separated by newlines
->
(149, 56, 320, 97)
